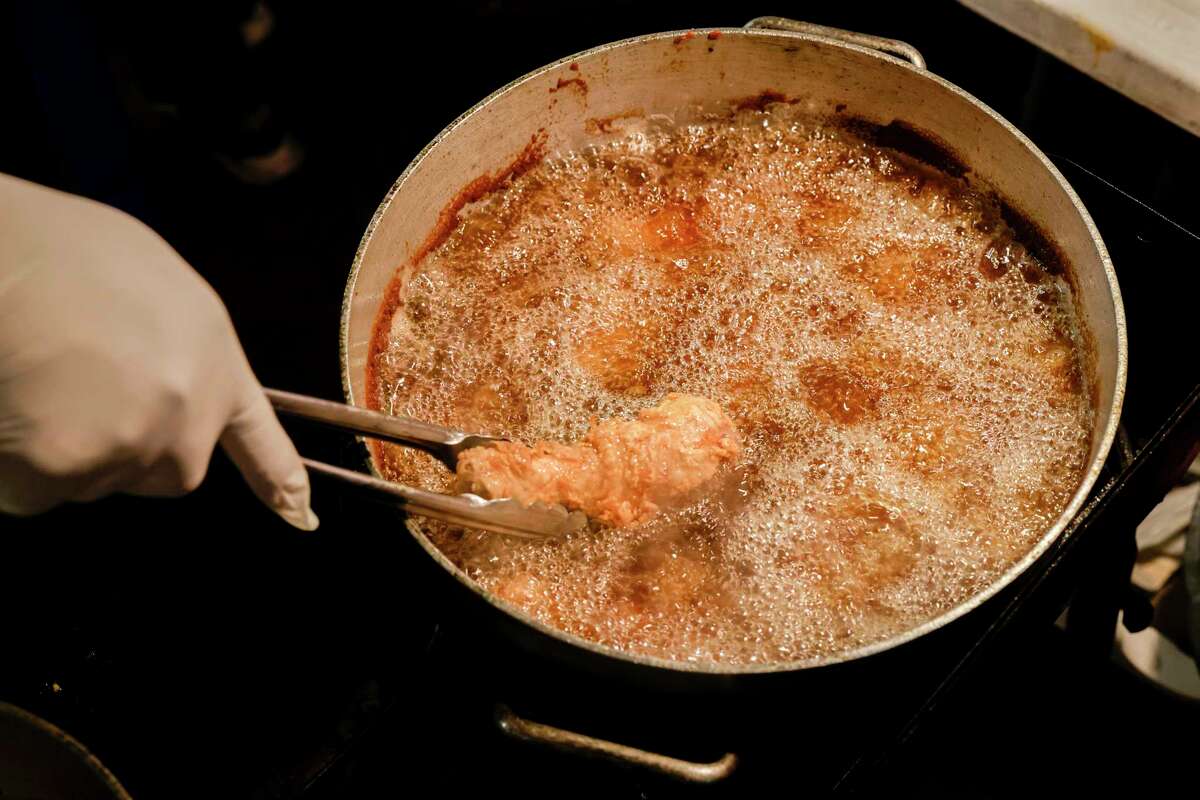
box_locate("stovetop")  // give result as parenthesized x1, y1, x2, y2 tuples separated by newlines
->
(2, 4, 1199, 798)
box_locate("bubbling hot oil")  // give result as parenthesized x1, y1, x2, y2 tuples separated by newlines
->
(371, 107, 1094, 665)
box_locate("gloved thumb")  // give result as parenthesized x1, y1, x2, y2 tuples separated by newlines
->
(220, 376, 319, 532)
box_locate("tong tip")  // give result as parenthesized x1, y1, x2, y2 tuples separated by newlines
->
(464, 495, 588, 539)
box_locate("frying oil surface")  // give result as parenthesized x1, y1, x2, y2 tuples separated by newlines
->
(371, 106, 1094, 665)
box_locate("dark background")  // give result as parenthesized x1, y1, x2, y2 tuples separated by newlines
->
(1, 2, 1198, 797)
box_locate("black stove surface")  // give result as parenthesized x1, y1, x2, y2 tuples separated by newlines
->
(2, 3, 1199, 798)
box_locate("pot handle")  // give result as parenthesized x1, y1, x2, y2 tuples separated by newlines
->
(743, 16, 926, 70)
(495, 704, 738, 783)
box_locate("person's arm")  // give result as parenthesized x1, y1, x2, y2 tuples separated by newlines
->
(0, 172, 316, 529)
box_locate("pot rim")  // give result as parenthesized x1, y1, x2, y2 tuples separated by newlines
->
(0, 701, 133, 800)
(340, 25, 1128, 675)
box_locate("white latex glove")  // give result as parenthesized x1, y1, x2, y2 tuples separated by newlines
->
(0, 173, 318, 529)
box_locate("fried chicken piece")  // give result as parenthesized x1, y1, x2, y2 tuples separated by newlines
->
(841, 243, 964, 309)
(610, 535, 718, 618)
(455, 394, 742, 526)
(574, 319, 665, 396)
(788, 494, 931, 611)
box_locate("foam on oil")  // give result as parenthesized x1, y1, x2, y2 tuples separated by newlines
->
(371, 106, 1094, 665)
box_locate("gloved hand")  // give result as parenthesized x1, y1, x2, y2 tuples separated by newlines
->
(0, 173, 317, 529)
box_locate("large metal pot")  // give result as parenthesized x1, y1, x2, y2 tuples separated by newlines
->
(339, 12, 1126, 747)
(0, 702, 132, 800)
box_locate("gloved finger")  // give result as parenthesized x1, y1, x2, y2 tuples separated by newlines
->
(121, 444, 214, 498)
(68, 394, 218, 501)
(0, 453, 74, 515)
(123, 469, 194, 498)
(72, 457, 147, 502)
(219, 378, 318, 531)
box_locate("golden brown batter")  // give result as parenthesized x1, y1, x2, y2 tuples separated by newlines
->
(370, 104, 1094, 665)
(456, 393, 742, 526)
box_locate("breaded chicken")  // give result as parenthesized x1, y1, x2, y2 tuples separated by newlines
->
(455, 393, 742, 526)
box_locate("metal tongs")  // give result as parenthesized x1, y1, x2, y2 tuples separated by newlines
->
(265, 389, 586, 540)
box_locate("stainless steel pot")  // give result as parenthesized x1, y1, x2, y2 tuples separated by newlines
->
(339, 16, 1127, 778)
